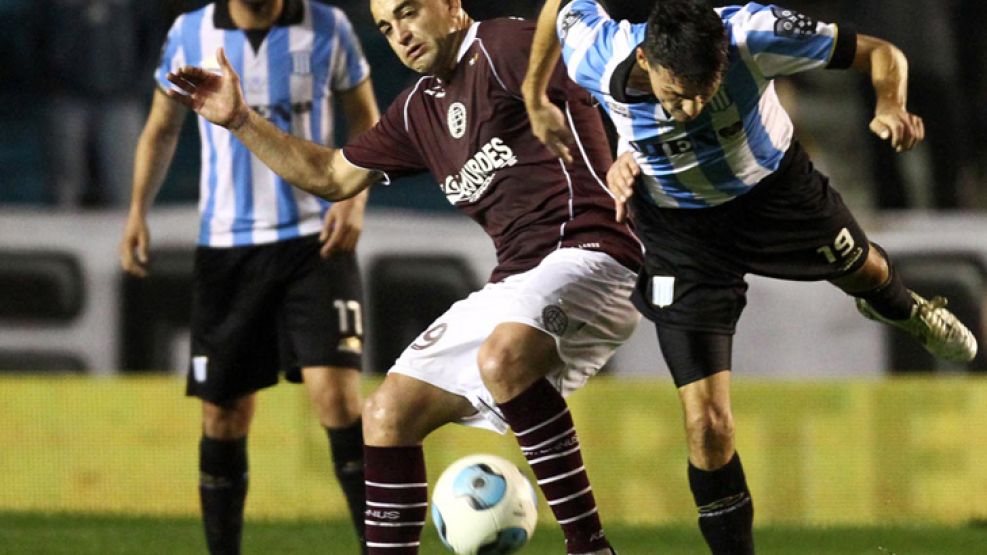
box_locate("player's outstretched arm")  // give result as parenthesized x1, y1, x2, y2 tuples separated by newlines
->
(166, 47, 376, 201)
(852, 34, 925, 153)
(522, 0, 574, 164)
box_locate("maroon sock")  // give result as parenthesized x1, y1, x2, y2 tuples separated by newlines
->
(497, 379, 610, 554)
(364, 445, 428, 555)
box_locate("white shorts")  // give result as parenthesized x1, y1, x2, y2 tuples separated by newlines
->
(388, 248, 640, 432)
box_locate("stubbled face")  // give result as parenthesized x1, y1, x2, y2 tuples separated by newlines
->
(636, 50, 721, 122)
(372, 0, 459, 75)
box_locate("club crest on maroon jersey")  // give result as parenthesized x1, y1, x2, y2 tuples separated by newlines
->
(448, 102, 467, 139)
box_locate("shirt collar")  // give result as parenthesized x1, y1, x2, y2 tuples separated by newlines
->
(609, 43, 657, 104)
(454, 22, 480, 63)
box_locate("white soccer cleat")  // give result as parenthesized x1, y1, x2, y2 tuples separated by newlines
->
(856, 291, 978, 363)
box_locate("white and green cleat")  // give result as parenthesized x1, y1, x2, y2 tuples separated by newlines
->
(856, 291, 978, 363)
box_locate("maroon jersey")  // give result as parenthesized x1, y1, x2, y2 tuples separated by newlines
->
(343, 18, 641, 282)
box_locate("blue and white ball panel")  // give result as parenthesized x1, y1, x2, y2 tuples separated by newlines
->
(451, 464, 508, 510)
(481, 528, 529, 554)
(557, 1, 841, 208)
(431, 454, 538, 555)
(431, 503, 453, 550)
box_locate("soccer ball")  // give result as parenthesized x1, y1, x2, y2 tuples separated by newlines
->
(431, 454, 538, 555)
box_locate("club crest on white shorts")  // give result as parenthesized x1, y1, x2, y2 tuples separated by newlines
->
(541, 305, 569, 335)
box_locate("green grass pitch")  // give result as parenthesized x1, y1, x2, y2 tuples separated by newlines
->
(2, 512, 986, 554)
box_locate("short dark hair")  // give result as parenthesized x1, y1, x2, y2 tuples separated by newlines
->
(642, 0, 728, 91)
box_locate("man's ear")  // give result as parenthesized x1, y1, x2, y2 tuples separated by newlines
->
(635, 47, 650, 71)
(446, 0, 467, 29)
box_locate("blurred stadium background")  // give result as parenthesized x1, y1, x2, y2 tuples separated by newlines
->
(2, 0, 987, 553)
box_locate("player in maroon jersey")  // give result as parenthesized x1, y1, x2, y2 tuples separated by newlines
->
(165, 1, 640, 553)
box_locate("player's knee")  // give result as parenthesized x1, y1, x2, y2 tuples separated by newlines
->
(313, 388, 361, 428)
(478, 343, 544, 404)
(476, 341, 520, 388)
(202, 398, 253, 440)
(684, 404, 734, 449)
(304, 367, 363, 428)
(362, 389, 408, 445)
(362, 391, 391, 432)
(313, 383, 344, 408)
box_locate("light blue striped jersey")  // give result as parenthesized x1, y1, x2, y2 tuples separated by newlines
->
(156, 0, 370, 246)
(558, 1, 855, 208)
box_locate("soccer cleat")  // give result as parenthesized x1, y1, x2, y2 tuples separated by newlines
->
(856, 291, 978, 363)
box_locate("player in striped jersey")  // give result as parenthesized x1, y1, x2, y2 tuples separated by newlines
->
(119, 1, 378, 553)
(162, 1, 645, 552)
(524, 0, 979, 553)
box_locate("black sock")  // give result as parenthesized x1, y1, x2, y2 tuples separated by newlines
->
(854, 245, 914, 320)
(327, 420, 366, 553)
(688, 452, 754, 555)
(199, 436, 248, 555)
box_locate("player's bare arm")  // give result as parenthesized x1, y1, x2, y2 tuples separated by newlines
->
(320, 190, 368, 257)
(166, 47, 378, 201)
(320, 78, 379, 257)
(852, 34, 925, 153)
(522, 0, 574, 163)
(120, 88, 188, 278)
(339, 78, 380, 141)
(606, 151, 640, 223)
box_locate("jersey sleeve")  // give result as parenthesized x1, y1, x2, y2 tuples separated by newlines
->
(341, 89, 426, 182)
(327, 7, 371, 92)
(731, 3, 857, 78)
(154, 16, 186, 91)
(556, 0, 629, 96)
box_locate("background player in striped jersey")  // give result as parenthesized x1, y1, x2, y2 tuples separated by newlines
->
(524, 0, 979, 553)
(119, 1, 378, 552)
(161, 0, 644, 552)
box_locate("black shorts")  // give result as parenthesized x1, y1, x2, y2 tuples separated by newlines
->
(186, 234, 364, 403)
(630, 141, 870, 383)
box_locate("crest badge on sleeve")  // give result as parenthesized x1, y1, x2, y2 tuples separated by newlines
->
(771, 8, 817, 39)
(559, 9, 584, 41)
